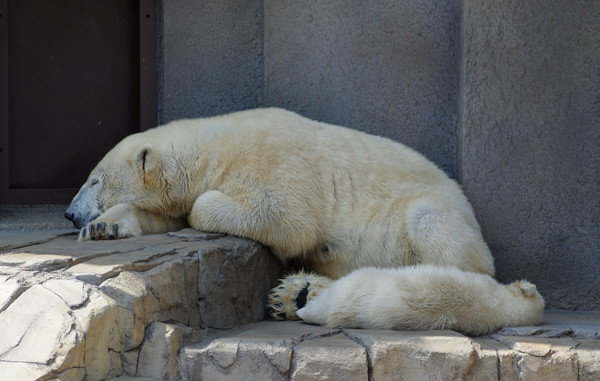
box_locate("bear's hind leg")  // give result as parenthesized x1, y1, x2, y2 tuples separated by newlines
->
(268, 271, 333, 320)
(406, 201, 495, 275)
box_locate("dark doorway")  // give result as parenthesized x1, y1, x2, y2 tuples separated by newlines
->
(0, 0, 157, 204)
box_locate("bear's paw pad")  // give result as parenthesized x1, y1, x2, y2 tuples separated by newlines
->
(268, 271, 333, 320)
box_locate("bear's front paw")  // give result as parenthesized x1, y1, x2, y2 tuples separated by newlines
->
(268, 271, 333, 320)
(79, 218, 131, 241)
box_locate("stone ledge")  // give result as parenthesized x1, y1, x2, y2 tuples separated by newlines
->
(1, 228, 599, 380)
(181, 317, 600, 381)
(0, 229, 280, 381)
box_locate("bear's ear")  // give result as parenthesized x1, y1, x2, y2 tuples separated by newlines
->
(134, 144, 159, 174)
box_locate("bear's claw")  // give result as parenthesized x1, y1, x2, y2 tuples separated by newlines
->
(268, 271, 333, 320)
(79, 219, 126, 241)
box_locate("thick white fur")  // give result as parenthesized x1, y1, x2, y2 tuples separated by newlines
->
(69, 108, 495, 281)
(296, 265, 545, 336)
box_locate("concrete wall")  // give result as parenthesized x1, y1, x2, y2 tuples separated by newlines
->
(160, 0, 263, 122)
(263, 0, 460, 176)
(159, 1, 600, 310)
(161, 0, 460, 176)
(460, 0, 600, 310)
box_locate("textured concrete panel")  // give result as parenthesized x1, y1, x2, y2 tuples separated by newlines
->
(264, 0, 460, 176)
(160, 0, 263, 123)
(460, 0, 600, 309)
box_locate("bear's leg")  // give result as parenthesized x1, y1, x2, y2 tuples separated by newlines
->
(189, 190, 318, 255)
(406, 201, 495, 275)
(190, 190, 329, 320)
(268, 271, 333, 320)
(79, 203, 187, 241)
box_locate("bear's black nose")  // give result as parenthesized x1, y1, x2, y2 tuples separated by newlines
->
(65, 212, 74, 221)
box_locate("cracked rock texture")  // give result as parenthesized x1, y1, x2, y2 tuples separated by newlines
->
(180, 319, 600, 381)
(0, 229, 280, 381)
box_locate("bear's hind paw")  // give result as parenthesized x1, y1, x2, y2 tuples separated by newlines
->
(516, 280, 538, 297)
(268, 271, 333, 320)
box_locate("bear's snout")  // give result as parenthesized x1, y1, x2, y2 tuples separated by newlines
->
(64, 205, 99, 229)
(66, 182, 102, 229)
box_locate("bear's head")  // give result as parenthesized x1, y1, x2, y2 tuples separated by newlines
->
(65, 132, 166, 229)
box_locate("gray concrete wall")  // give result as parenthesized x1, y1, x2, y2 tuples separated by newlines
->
(460, 0, 600, 310)
(158, 1, 599, 310)
(159, 0, 263, 123)
(161, 0, 460, 176)
(263, 0, 460, 177)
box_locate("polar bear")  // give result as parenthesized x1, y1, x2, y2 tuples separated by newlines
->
(66, 108, 509, 327)
(296, 265, 544, 336)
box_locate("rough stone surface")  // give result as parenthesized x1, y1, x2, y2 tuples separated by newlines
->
(179, 321, 351, 381)
(1, 227, 599, 380)
(137, 322, 188, 380)
(197, 238, 280, 328)
(0, 229, 280, 381)
(291, 334, 368, 380)
(181, 318, 600, 381)
(347, 329, 481, 380)
(460, 0, 600, 310)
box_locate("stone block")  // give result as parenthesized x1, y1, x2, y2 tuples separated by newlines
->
(0, 283, 85, 380)
(345, 329, 480, 381)
(291, 335, 368, 380)
(0, 275, 22, 312)
(196, 237, 280, 329)
(576, 340, 600, 381)
(492, 336, 580, 381)
(179, 321, 339, 381)
(0, 229, 283, 380)
(0, 284, 83, 366)
(72, 291, 121, 381)
(137, 322, 188, 380)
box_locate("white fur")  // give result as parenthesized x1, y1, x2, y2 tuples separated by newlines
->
(68, 108, 495, 281)
(296, 265, 545, 336)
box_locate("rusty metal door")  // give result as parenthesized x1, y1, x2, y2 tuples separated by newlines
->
(0, 0, 157, 204)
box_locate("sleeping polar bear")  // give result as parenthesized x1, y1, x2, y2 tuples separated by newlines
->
(65, 108, 543, 333)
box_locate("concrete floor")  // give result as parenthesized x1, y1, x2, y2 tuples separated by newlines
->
(0, 205, 75, 231)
